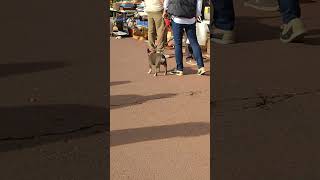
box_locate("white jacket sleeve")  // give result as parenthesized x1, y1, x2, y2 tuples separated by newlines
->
(163, 0, 169, 11)
(196, 0, 203, 17)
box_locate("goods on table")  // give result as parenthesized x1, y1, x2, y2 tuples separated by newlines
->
(110, 17, 114, 33)
(110, 0, 146, 37)
(113, 3, 120, 11)
(112, 26, 118, 32)
(132, 27, 142, 36)
(109, 2, 211, 57)
(113, 31, 128, 36)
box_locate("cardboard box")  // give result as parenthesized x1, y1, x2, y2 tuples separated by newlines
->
(113, 3, 120, 11)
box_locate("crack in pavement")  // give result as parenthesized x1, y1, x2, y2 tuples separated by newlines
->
(212, 89, 320, 115)
(0, 123, 107, 142)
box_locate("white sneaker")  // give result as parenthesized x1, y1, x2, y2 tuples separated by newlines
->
(169, 69, 183, 76)
(197, 67, 206, 75)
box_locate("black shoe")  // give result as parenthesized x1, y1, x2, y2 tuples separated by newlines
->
(280, 18, 306, 43)
(244, 0, 279, 11)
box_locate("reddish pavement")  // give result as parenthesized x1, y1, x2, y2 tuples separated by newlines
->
(110, 38, 210, 180)
(0, 1, 108, 179)
(213, 1, 320, 179)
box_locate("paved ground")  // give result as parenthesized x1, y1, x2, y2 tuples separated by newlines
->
(110, 38, 210, 180)
(1, 1, 108, 179)
(213, 1, 320, 179)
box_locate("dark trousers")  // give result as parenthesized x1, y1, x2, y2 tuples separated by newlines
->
(172, 21, 204, 71)
(212, 0, 301, 30)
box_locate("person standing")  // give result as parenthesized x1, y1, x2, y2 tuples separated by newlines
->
(145, 0, 166, 54)
(211, 0, 306, 44)
(164, 0, 206, 76)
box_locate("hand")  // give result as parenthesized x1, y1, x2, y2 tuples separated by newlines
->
(162, 11, 168, 19)
(196, 16, 202, 22)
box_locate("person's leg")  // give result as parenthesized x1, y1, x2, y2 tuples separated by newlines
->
(211, 0, 236, 44)
(185, 23, 205, 71)
(185, 42, 197, 66)
(244, 0, 279, 12)
(147, 12, 157, 51)
(171, 21, 184, 72)
(278, 0, 300, 23)
(212, 0, 235, 31)
(153, 11, 166, 53)
(278, 0, 306, 43)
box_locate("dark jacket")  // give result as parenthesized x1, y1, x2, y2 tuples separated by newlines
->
(167, 0, 198, 18)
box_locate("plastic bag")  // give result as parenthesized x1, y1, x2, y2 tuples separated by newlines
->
(196, 21, 209, 46)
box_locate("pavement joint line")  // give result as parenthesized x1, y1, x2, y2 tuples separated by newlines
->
(0, 123, 107, 142)
(212, 89, 320, 114)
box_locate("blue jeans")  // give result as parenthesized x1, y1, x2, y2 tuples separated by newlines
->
(278, 0, 301, 24)
(172, 21, 204, 71)
(212, 0, 301, 30)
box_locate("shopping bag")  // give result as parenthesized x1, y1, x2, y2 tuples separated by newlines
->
(196, 20, 209, 46)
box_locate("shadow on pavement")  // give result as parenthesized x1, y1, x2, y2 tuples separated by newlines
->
(236, 17, 320, 45)
(111, 122, 209, 147)
(184, 67, 211, 76)
(301, 0, 318, 3)
(0, 104, 108, 152)
(110, 93, 176, 109)
(215, 97, 320, 179)
(184, 67, 198, 75)
(110, 81, 131, 86)
(236, 16, 280, 43)
(304, 29, 320, 46)
(0, 61, 70, 78)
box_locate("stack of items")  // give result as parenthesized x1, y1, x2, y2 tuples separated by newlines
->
(131, 19, 148, 40)
(132, 29, 148, 40)
(110, 0, 149, 38)
(112, 2, 121, 11)
(132, 27, 146, 40)
(135, 1, 147, 20)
